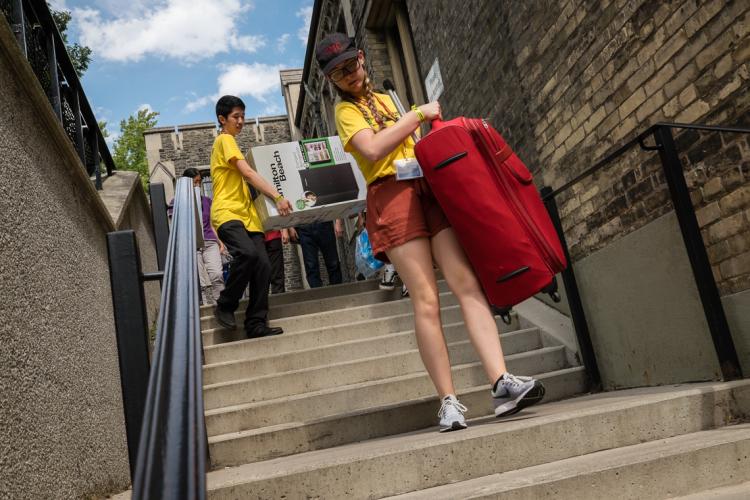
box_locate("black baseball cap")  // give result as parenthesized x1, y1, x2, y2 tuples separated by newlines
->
(316, 33, 358, 75)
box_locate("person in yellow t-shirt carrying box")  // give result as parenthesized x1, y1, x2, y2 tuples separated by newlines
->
(211, 95, 294, 339)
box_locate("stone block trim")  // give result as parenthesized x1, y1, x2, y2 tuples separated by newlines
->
(145, 117, 291, 178)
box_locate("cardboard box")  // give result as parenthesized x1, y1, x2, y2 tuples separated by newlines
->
(250, 136, 367, 230)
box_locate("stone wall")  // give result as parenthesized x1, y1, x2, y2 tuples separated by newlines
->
(405, 0, 750, 296)
(0, 19, 130, 498)
(145, 117, 292, 178)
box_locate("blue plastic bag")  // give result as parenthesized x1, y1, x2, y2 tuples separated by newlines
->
(355, 229, 384, 278)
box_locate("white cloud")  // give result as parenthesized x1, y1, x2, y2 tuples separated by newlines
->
(48, 0, 68, 11)
(297, 5, 313, 45)
(186, 62, 284, 113)
(74, 0, 265, 63)
(263, 103, 283, 115)
(137, 103, 153, 114)
(185, 95, 214, 114)
(277, 33, 291, 53)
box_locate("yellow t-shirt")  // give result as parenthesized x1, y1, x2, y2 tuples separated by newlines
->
(335, 93, 417, 185)
(210, 133, 263, 233)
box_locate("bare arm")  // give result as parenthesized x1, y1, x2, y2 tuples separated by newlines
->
(232, 156, 281, 200)
(348, 102, 441, 163)
(230, 156, 293, 215)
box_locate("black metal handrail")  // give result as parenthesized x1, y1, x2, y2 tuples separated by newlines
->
(2, 0, 115, 189)
(132, 177, 207, 499)
(544, 123, 750, 201)
(107, 179, 207, 498)
(541, 122, 749, 388)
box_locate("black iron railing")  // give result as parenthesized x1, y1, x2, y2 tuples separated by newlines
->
(107, 179, 207, 499)
(541, 122, 749, 389)
(1, 0, 115, 189)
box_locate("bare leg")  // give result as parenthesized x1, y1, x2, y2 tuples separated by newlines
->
(387, 237, 456, 398)
(431, 228, 507, 384)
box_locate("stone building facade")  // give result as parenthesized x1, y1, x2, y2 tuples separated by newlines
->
(144, 116, 308, 291)
(296, 0, 750, 297)
(407, 0, 750, 298)
(295, 0, 750, 381)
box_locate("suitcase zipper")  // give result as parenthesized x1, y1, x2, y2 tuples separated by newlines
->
(466, 118, 563, 271)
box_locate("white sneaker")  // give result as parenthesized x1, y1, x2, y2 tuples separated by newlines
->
(438, 395, 468, 432)
(380, 264, 397, 290)
(492, 373, 545, 417)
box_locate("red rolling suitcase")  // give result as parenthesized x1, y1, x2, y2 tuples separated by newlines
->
(414, 117, 567, 322)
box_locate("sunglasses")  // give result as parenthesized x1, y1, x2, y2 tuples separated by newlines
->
(328, 58, 361, 82)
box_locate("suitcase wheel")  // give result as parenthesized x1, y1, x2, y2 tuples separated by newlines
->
(492, 305, 513, 325)
(541, 277, 561, 303)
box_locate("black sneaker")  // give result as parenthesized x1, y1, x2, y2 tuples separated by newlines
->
(246, 325, 284, 339)
(213, 306, 236, 329)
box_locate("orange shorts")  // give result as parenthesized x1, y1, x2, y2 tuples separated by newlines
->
(365, 175, 451, 262)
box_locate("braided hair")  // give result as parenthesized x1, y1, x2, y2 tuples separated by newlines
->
(337, 76, 399, 130)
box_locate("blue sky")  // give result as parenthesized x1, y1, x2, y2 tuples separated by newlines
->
(49, 0, 312, 145)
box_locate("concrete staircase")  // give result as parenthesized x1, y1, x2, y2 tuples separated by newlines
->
(197, 279, 750, 499)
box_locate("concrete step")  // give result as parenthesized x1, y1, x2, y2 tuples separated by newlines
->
(388, 424, 750, 499)
(199, 273, 446, 313)
(205, 381, 750, 499)
(202, 304, 519, 353)
(208, 366, 586, 467)
(260, 280, 451, 320)
(200, 290, 459, 334)
(200, 278, 381, 314)
(203, 332, 558, 411)
(266, 287, 402, 319)
(675, 481, 750, 499)
(202, 321, 540, 385)
(205, 346, 570, 437)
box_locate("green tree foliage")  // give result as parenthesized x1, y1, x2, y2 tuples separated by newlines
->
(113, 109, 159, 188)
(98, 120, 109, 140)
(49, 6, 92, 77)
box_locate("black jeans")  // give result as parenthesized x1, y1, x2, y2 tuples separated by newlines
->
(216, 221, 271, 333)
(296, 221, 342, 288)
(265, 237, 285, 294)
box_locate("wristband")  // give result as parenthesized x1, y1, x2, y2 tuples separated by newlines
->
(411, 104, 426, 122)
(273, 194, 284, 203)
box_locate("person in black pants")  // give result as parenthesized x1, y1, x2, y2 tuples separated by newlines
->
(265, 228, 295, 294)
(217, 222, 277, 336)
(210, 95, 293, 338)
(296, 220, 343, 288)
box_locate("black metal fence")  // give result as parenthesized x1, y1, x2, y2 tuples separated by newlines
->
(1, 0, 115, 189)
(542, 122, 749, 390)
(107, 180, 207, 499)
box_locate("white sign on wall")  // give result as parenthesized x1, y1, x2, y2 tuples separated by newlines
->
(425, 58, 444, 102)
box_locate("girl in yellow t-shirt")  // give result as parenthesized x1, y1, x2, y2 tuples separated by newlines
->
(317, 33, 545, 432)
